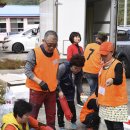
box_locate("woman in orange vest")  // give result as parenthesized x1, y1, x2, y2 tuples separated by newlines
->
(80, 93, 100, 130)
(83, 32, 108, 95)
(98, 42, 128, 130)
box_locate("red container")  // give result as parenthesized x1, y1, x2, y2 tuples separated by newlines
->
(59, 96, 73, 121)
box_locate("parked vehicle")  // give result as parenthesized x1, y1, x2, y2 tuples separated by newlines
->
(2, 28, 39, 53)
(116, 26, 130, 78)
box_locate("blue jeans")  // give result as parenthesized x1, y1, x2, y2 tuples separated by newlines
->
(84, 73, 98, 95)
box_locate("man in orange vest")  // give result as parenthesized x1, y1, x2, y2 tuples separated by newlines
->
(83, 32, 108, 95)
(25, 30, 59, 130)
(98, 42, 128, 130)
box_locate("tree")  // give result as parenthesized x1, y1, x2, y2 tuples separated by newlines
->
(3, 0, 39, 5)
(118, 0, 130, 25)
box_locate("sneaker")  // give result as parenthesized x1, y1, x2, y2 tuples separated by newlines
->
(71, 123, 77, 129)
(77, 101, 84, 107)
(59, 127, 65, 130)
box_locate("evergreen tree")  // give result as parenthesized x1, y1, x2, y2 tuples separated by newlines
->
(4, 0, 39, 5)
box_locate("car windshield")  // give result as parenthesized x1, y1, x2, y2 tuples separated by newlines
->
(22, 29, 34, 35)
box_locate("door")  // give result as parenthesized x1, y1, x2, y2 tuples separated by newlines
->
(57, 0, 86, 55)
(40, 0, 86, 56)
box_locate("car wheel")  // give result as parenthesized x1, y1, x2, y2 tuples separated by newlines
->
(12, 42, 24, 53)
(119, 57, 130, 78)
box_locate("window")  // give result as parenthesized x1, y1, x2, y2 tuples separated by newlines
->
(28, 18, 39, 24)
(10, 18, 23, 32)
(117, 30, 130, 41)
(0, 18, 6, 32)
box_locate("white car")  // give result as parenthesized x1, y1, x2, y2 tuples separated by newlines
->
(3, 28, 39, 53)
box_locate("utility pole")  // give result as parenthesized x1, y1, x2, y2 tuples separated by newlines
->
(124, 0, 127, 26)
(110, 0, 118, 44)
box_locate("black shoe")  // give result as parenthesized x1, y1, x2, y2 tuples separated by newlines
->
(77, 101, 84, 107)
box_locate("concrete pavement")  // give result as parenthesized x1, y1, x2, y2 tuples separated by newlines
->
(0, 68, 129, 130)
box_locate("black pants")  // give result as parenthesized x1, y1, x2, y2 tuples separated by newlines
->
(82, 112, 100, 130)
(105, 120, 124, 130)
(75, 70, 83, 104)
(76, 88, 81, 104)
(57, 100, 76, 127)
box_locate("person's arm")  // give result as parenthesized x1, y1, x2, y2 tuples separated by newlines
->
(106, 62, 123, 86)
(113, 62, 123, 85)
(57, 63, 66, 97)
(4, 125, 16, 130)
(24, 50, 42, 84)
(67, 46, 73, 61)
(28, 116, 39, 128)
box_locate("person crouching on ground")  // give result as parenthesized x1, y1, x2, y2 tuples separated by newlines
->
(1, 99, 50, 130)
(57, 54, 85, 130)
(80, 93, 100, 130)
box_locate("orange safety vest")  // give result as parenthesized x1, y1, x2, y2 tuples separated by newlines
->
(80, 93, 96, 122)
(98, 59, 128, 107)
(83, 43, 101, 74)
(2, 113, 30, 130)
(26, 47, 59, 92)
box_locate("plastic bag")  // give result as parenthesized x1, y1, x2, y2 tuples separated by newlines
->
(0, 80, 7, 104)
(0, 87, 15, 122)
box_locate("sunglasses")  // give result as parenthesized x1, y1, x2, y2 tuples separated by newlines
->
(45, 40, 57, 48)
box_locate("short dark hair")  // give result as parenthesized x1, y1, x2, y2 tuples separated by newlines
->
(70, 54, 85, 67)
(44, 30, 58, 41)
(96, 32, 108, 42)
(69, 32, 81, 43)
(13, 99, 32, 118)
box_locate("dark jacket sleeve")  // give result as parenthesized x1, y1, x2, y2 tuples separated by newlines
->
(113, 63, 123, 85)
(57, 63, 66, 92)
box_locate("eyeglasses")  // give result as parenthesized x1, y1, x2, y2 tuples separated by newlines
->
(45, 40, 57, 48)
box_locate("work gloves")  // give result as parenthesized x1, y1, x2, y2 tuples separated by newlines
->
(39, 81, 49, 91)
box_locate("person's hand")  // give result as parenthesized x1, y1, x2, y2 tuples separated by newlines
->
(106, 78, 113, 86)
(39, 81, 49, 91)
(59, 91, 64, 98)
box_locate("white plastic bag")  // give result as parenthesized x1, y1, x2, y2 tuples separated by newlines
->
(3, 87, 15, 112)
(0, 87, 15, 123)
